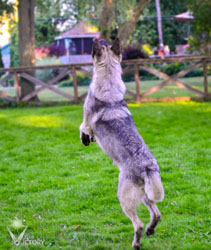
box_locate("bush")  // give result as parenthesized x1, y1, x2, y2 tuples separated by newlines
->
(0, 97, 16, 107)
(122, 62, 204, 82)
(49, 43, 66, 57)
(123, 42, 147, 60)
(35, 47, 50, 60)
(58, 71, 91, 87)
(157, 62, 204, 78)
(35, 57, 61, 82)
(187, 0, 211, 55)
(142, 44, 153, 56)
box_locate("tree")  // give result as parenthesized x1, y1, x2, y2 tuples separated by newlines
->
(35, 0, 80, 47)
(187, 0, 211, 55)
(35, 0, 153, 48)
(132, 0, 188, 51)
(18, 0, 39, 101)
(99, 0, 152, 46)
(99, 0, 114, 43)
(155, 0, 163, 46)
(35, 0, 70, 47)
(50, 0, 151, 46)
(69, 0, 188, 50)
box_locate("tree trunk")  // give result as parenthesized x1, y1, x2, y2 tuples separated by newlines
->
(0, 48, 4, 77)
(18, 0, 39, 101)
(155, 0, 163, 46)
(99, 0, 151, 47)
(99, 0, 113, 43)
(118, 0, 152, 47)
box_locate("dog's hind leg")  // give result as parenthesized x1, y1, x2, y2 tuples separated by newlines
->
(118, 178, 144, 250)
(143, 198, 161, 236)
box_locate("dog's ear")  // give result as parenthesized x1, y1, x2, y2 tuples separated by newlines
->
(92, 39, 102, 58)
(111, 37, 122, 56)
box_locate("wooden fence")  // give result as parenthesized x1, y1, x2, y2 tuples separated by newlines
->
(0, 56, 210, 104)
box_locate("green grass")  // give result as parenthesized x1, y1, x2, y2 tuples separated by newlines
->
(1, 76, 210, 102)
(0, 102, 211, 249)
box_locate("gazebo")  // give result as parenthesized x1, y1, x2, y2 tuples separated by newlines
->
(55, 22, 100, 64)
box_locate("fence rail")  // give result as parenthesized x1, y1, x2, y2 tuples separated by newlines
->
(0, 56, 210, 104)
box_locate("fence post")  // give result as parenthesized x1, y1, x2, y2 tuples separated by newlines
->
(134, 64, 141, 103)
(203, 60, 209, 99)
(72, 67, 79, 104)
(14, 72, 20, 103)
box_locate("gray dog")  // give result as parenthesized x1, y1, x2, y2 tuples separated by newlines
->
(80, 38, 164, 249)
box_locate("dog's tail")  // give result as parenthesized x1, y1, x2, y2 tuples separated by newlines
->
(144, 172, 164, 202)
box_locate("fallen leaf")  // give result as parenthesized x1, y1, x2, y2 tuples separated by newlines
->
(74, 225, 81, 231)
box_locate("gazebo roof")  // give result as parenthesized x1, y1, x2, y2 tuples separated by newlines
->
(173, 11, 194, 22)
(55, 22, 100, 40)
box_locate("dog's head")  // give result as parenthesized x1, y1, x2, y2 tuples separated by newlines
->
(92, 38, 122, 67)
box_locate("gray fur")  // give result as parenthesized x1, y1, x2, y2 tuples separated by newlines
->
(80, 38, 164, 249)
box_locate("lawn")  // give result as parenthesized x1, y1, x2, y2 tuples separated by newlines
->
(0, 101, 210, 249)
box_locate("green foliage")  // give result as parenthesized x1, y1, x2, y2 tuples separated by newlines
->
(0, 0, 13, 17)
(35, 20, 60, 47)
(0, 0, 14, 38)
(35, 0, 192, 52)
(186, 0, 211, 55)
(35, 0, 78, 47)
(9, 21, 19, 67)
(157, 62, 203, 78)
(43, 0, 189, 52)
(35, 0, 60, 47)
(132, 0, 188, 51)
(0, 97, 16, 107)
(0, 0, 15, 67)
(58, 71, 90, 87)
(0, 102, 210, 249)
(35, 56, 61, 82)
(123, 63, 204, 82)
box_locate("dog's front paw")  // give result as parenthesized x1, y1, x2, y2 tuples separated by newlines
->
(90, 136, 96, 142)
(145, 227, 155, 236)
(81, 132, 90, 146)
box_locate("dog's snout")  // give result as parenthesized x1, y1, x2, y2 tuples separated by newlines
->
(99, 39, 108, 47)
